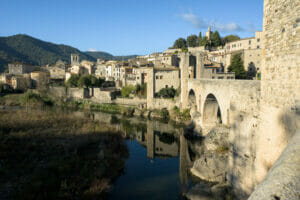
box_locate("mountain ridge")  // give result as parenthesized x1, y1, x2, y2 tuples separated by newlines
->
(0, 34, 137, 72)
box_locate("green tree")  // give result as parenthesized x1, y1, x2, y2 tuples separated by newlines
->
(198, 36, 209, 47)
(222, 35, 240, 45)
(156, 87, 177, 98)
(211, 31, 222, 47)
(78, 75, 91, 88)
(173, 38, 187, 49)
(198, 32, 202, 46)
(121, 85, 135, 97)
(187, 35, 198, 47)
(66, 75, 80, 87)
(228, 54, 246, 79)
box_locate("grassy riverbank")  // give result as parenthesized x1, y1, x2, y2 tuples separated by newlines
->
(0, 92, 191, 124)
(0, 109, 128, 200)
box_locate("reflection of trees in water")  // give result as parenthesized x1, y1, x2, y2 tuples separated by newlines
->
(155, 131, 176, 145)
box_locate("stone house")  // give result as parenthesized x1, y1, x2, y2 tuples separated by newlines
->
(11, 75, 31, 91)
(8, 62, 39, 75)
(153, 66, 180, 94)
(30, 71, 50, 88)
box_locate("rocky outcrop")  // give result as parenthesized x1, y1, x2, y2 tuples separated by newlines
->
(189, 126, 230, 183)
(186, 182, 233, 200)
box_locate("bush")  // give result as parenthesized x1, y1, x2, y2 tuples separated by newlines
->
(135, 83, 147, 97)
(121, 85, 135, 98)
(157, 87, 177, 98)
(66, 75, 104, 88)
(21, 91, 53, 106)
(66, 75, 80, 87)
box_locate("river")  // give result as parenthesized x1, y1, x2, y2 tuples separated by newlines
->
(79, 110, 196, 200)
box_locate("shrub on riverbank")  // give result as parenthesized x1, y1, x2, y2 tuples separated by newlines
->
(0, 109, 128, 200)
(171, 106, 191, 122)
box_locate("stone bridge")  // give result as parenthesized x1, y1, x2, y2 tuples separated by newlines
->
(181, 79, 261, 133)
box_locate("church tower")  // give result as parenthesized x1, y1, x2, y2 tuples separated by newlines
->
(71, 54, 80, 66)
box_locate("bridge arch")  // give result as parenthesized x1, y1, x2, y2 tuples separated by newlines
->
(202, 93, 222, 126)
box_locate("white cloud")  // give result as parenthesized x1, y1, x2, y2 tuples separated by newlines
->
(88, 48, 97, 52)
(180, 12, 244, 33)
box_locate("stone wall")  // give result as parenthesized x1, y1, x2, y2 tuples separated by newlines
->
(153, 69, 180, 94)
(47, 87, 89, 99)
(114, 97, 146, 106)
(249, 130, 300, 200)
(92, 88, 112, 104)
(255, 0, 300, 186)
(150, 98, 178, 110)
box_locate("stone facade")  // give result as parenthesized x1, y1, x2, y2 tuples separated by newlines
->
(153, 68, 180, 94)
(8, 63, 38, 75)
(255, 0, 300, 187)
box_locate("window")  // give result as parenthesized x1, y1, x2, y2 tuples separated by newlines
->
(160, 75, 163, 79)
(165, 85, 168, 88)
(257, 38, 260, 42)
(257, 45, 260, 49)
(249, 40, 251, 45)
(156, 76, 159, 79)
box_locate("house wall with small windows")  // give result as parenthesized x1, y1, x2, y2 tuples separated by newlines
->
(153, 69, 180, 94)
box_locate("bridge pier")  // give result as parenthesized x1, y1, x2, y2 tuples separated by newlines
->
(179, 53, 190, 110)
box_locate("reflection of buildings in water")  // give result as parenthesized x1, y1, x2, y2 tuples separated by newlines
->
(145, 120, 179, 159)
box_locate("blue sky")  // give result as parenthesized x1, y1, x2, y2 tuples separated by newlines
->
(0, 0, 263, 55)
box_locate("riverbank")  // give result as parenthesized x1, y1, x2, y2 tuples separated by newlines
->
(0, 109, 128, 200)
(0, 92, 191, 124)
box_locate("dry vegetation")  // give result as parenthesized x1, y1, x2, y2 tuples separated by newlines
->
(0, 109, 128, 200)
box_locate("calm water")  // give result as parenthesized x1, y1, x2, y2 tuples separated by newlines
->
(86, 111, 194, 200)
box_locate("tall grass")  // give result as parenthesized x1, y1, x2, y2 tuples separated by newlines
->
(0, 109, 128, 200)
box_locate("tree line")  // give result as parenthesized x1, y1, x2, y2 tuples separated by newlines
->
(172, 31, 240, 50)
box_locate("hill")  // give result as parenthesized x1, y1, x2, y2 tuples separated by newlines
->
(0, 34, 96, 72)
(85, 51, 138, 61)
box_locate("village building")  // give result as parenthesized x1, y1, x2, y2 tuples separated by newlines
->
(153, 66, 180, 94)
(8, 62, 39, 75)
(11, 75, 31, 91)
(30, 71, 50, 88)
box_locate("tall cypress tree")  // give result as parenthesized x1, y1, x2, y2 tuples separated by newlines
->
(198, 32, 202, 46)
(228, 54, 246, 79)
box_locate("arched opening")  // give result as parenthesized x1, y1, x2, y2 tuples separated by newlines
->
(203, 94, 222, 126)
(188, 89, 196, 108)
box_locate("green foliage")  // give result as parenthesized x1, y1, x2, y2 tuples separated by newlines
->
(211, 31, 222, 47)
(173, 38, 187, 49)
(78, 75, 91, 88)
(66, 75, 80, 87)
(121, 85, 136, 97)
(181, 47, 188, 53)
(187, 34, 198, 47)
(172, 106, 191, 121)
(66, 75, 104, 88)
(156, 87, 177, 98)
(198, 36, 209, 47)
(21, 91, 53, 106)
(228, 54, 246, 79)
(135, 83, 147, 97)
(159, 108, 170, 120)
(198, 32, 202, 46)
(222, 35, 240, 44)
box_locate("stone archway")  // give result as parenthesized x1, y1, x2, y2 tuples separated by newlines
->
(202, 94, 222, 126)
